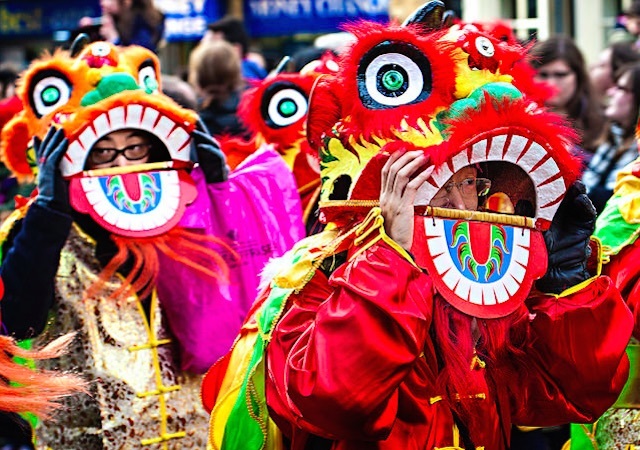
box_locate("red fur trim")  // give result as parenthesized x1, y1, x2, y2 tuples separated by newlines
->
(335, 21, 457, 141)
(432, 296, 529, 441)
(0, 117, 33, 181)
(238, 72, 317, 152)
(85, 227, 236, 302)
(437, 94, 582, 183)
(307, 76, 342, 151)
(219, 135, 259, 169)
(0, 333, 86, 418)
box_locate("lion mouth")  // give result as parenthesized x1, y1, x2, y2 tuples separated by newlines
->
(60, 103, 193, 177)
(417, 131, 568, 229)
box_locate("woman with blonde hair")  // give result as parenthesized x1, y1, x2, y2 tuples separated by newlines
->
(188, 39, 248, 137)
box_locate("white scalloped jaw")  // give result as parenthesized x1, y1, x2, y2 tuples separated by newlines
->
(414, 132, 567, 226)
(68, 168, 196, 237)
(59, 103, 192, 177)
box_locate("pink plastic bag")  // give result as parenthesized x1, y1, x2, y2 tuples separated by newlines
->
(156, 145, 305, 373)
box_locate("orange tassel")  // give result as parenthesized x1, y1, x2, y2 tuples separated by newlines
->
(0, 333, 87, 418)
(85, 227, 238, 302)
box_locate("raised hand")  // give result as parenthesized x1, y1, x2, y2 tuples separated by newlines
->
(536, 181, 596, 294)
(191, 119, 229, 183)
(34, 126, 70, 212)
(380, 150, 433, 250)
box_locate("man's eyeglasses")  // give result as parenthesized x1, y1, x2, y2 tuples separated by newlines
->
(88, 143, 152, 165)
(430, 177, 492, 208)
(536, 70, 573, 80)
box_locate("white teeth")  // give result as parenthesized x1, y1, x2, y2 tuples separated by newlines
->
(79, 171, 180, 232)
(454, 277, 472, 299)
(79, 126, 98, 151)
(431, 165, 454, 188)
(423, 133, 565, 224)
(141, 107, 159, 129)
(482, 285, 497, 305)
(515, 141, 545, 172)
(93, 113, 110, 137)
(63, 141, 86, 175)
(472, 139, 488, 161)
(166, 128, 190, 158)
(153, 115, 176, 141)
(487, 134, 508, 160)
(125, 104, 144, 128)
(61, 103, 193, 176)
(469, 284, 483, 304)
(108, 106, 125, 128)
(538, 177, 565, 208)
(423, 217, 533, 306)
(451, 151, 471, 173)
(502, 134, 529, 162)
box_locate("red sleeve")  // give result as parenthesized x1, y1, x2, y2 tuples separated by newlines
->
(509, 276, 632, 425)
(266, 241, 433, 440)
(604, 240, 640, 339)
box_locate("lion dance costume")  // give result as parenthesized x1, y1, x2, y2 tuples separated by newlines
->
(202, 2, 632, 450)
(569, 154, 640, 447)
(0, 38, 304, 449)
(220, 54, 338, 228)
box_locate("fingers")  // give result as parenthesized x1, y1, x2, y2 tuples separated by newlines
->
(40, 128, 67, 164)
(195, 118, 211, 135)
(49, 134, 70, 166)
(36, 127, 57, 158)
(381, 150, 427, 196)
(192, 129, 221, 149)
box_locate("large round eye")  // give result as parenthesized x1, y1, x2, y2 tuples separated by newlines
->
(261, 81, 308, 128)
(138, 60, 159, 94)
(475, 36, 495, 57)
(91, 42, 111, 57)
(358, 41, 432, 109)
(29, 70, 72, 118)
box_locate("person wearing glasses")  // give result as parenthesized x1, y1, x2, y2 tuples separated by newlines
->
(85, 129, 159, 169)
(529, 35, 607, 159)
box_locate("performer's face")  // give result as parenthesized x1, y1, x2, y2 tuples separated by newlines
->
(429, 166, 491, 211)
(86, 129, 153, 169)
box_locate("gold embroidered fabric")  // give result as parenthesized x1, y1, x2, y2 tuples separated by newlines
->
(35, 226, 209, 449)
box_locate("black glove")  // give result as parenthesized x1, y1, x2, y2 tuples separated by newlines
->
(536, 181, 595, 294)
(34, 126, 70, 213)
(191, 119, 228, 183)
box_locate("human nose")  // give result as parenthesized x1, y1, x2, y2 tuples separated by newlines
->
(448, 185, 467, 210)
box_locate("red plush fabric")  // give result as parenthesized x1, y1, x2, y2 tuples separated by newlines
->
(265, 241, 632, 450)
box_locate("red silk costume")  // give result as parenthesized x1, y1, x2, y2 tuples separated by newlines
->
(264, 239, 631, 449)
(202, 3, 633, 449)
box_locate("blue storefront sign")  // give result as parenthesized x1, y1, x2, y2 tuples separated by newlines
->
(245, 0, 389, 37)
(0, 1, 100, 37)
(155, 0, 222, 42)
(0, 0, 220, 42)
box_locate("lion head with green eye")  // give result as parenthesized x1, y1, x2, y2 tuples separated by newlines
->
(1, 40, 201, 239)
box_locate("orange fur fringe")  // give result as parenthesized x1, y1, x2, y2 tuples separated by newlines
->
(0, 333, 86, 418)
(85, 226, 237, 301)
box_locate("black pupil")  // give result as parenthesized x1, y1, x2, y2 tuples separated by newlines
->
(377, 64, 408, 97)
(278, 98, 297, 118)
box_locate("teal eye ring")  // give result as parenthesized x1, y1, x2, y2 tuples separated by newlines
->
(30, 71, 72, 118)
(262, 82, 309, 129)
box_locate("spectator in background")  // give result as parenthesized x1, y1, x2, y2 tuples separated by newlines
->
(622, 0, 640, 51)
(202, 16, 267, 81)
(188, 40, 248, 138)
(0, 63, 19, 100)
(529, 35, 607, 158)
(161, 74, 198, 110)
(79, 0, 165, 51)
(582, 62, 640, 213)
(590, 41, 640, 106)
